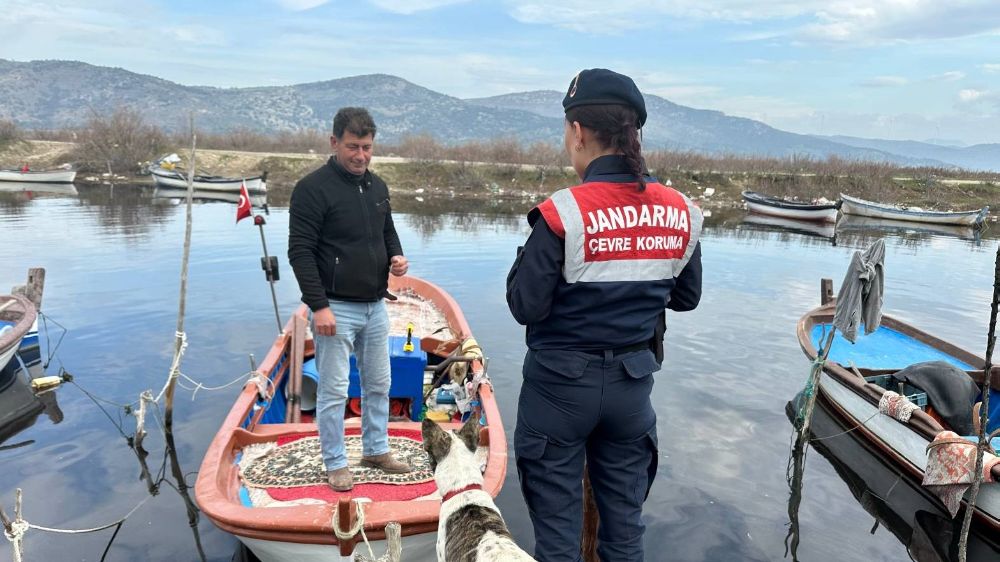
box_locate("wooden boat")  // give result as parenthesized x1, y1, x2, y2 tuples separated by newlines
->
(785, 396, 1000, 558)
(840, 193, 989, 227)
(741, 190, 840, 223)
(0, 295, 36, 375)
(195, 275, 507, 561)
(150, 167, 266, 193)
(0, 168, 76, 184)
(797, 282, 1000, 531)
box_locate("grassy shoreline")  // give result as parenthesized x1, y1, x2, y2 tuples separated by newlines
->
(3, 139, 997, 214)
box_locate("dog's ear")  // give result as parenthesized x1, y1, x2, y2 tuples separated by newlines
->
(456, 417, 479, 453)
(421, 418, 451, 464)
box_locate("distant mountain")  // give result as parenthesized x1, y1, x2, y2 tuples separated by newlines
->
(0, 59, 559, 143)
(815, 135, 1000, 172)
(469, 91, 953, 167)
(1, 59, 995, 169)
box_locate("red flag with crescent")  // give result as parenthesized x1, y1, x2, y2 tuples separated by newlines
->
(236, 180, 252, 223)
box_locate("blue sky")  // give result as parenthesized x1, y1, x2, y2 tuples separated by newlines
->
(2, 0, 999, 145)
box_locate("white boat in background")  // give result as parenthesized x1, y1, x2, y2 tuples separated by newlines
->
(0, 168, 76, 184)
(840, 193, 989, 227)
(741, 190, 840, 223)
(150, 167, 266, 193)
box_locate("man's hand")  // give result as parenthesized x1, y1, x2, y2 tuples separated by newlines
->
(314, 307, 337, 336)
(390, 255, 408, 277)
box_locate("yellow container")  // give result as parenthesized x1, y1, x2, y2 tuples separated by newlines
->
(425, 410, 451, 423)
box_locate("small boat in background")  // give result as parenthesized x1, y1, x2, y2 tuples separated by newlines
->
(840, 193, 989, 227)
(741, 190, 840, 223)
(150, 154, 266, 193)
(0, 167, 76, 184)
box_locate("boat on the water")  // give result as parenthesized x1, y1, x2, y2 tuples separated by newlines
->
(0, 295, 37, 375)
(785, 395, 1000, 559)
(840, 193, 989, 227)
(150, 167, 266, 193)
(195, 275, 506, 561)
(0, 168, 76, 184)
(741, 190, 840, 223)
(797, 282, 1000, 532)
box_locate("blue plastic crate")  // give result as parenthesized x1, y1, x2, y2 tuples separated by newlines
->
(348, 335, 427, 420)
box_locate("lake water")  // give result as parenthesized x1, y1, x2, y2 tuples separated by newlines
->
(1, 184, 998, 561)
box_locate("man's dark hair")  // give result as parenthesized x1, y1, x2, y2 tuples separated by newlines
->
(332, 107, 377, 139)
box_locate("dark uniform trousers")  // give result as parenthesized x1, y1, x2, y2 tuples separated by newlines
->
(515, 347, 660, 562)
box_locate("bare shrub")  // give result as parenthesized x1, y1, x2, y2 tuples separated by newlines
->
(0, 120, 20, 147)
(194, 127, 328, 153)
(71, 107, 168, 174)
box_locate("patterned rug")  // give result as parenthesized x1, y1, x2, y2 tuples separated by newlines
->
(241, 429, 434, 488)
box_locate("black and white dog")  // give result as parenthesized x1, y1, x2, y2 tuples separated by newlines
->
(422, 418, 535, 562)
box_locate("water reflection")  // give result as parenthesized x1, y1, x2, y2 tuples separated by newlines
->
(0, 351, 63, 450)
(785, 397, 1000, 561)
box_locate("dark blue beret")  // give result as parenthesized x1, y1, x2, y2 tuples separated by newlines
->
(562, 68, 647, 127)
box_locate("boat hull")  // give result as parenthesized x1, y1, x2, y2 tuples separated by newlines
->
(797, 301, 1000, 529)
(840, 193, 988, 226)
(239, 533, 425, 562)
(0, 170, 76, 183)
(151, 169, 266, 193)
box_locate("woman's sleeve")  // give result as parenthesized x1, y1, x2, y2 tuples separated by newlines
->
(506, 220, 565, 325)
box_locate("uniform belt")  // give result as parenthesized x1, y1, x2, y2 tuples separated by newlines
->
(580, 342, 648, 357)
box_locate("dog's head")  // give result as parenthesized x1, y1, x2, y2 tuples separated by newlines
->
(421, 417, 479, 472)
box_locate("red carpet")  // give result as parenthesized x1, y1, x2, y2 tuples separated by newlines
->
(267, 428, 438, 503)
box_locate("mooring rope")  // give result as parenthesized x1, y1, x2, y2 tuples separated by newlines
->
(332, 502, 404, 562)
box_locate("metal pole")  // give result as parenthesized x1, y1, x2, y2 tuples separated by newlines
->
(258, 222, 282, 334)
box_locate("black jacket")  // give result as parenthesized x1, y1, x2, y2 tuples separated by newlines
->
(288, 157, 403, 310)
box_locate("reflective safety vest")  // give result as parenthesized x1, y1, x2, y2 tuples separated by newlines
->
(535, 181, 703, 283)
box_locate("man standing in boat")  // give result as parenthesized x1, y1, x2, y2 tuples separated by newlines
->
(288, 107, 411, 492)
(507, 69, 703, 560)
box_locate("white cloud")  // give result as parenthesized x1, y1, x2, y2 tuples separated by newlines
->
(369, 0, 470, 14)
(931, 71, 965, 82)
(273, 0, 330, 10)
(505, 1, 1000, 41)
(860, 76, 909, 87)
(959, 88, 986, 102)
(983, 63, 1000, 73)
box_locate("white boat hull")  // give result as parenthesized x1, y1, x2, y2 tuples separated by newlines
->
(0, 181, 79, 195)
(818, 372, 1000, 520)
(745, 201, 839, 223)
(151, 170, 265, 193)
(0, 170, 76, 183)
(239, 533, 427, 562)
(840, 194, 988, 226)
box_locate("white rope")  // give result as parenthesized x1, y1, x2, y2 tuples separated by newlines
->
(4, 488, 154, 562)
(175, 370, 256, 400)
(154, 331, 188, 403)
(249, 371, 275, 401)
(333, 502, 404, 562)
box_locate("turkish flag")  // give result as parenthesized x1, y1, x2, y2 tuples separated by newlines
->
(236, 181, 252, 224)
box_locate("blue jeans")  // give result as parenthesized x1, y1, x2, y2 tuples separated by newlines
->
(312, 299, 391, 471)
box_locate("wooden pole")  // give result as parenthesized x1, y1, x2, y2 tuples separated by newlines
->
(165, 115, 197, 429)
(958, 246, 1000, 562)
(286, 314, 306, 423)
